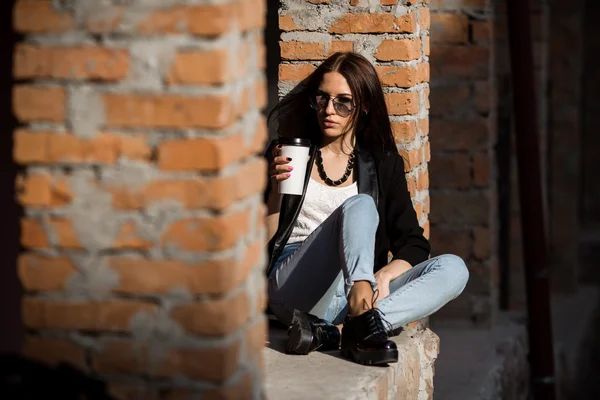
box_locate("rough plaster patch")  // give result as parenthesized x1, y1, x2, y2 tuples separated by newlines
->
(68, 86, 105, 139)
(127, 39, 177, 90)
(281, 0, 347, 32)
(100, 160, 158, 190)
(66, 254, 119, 300)
(68, 171, 122, 251)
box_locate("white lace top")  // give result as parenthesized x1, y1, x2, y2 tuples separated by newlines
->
(288, 177, 358, 244)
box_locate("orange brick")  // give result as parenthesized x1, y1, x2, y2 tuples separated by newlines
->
(399, 148, 421, 171)
(376, 38, 422, 61)
(280, 42, 325, 60)
(208, 158, 268, 208)
(419, 7, 431, 29)
(237, 0, 266, 32)
(417, 62, 430, 83)
(118, 135, 152, 161)
(417, 167, 429, 191)
(21, 219, 49, 249)
(22, 297, 157, 331)
(158, 134, 247, 172)
(329, 12, 417, 34)
(18, 254, 76, 292)
(22, 336, 86, 369)
(376, 65, 419, 88)
(93, 339, 241, 382)
(279, 15, 301, 31)
(392, 121, 418, 144)
(109, 243, 260, 296)
(160, 211, 250, 252)
(406, 175, 417, 197)
(255, 77, 268, 110)
(244, 317, 267, 361)
(279, 63, 316, 82)
(16, 174, 52, 207)
(103, 93, 236, 129)
(113, 222, 152, 250)
(419, 118, 429, 135)
(170, 291, 251, 336)
(14, 1, 76, 33)
(424, 36, 431, 56)
(431, 14, 469, 43)
(14, 45, 129, 81)
(167, 49, 234, 85)
(47, 134, 119, 164)
(414, 202, 424, 221)
(14, 131, 149, 165)
(110, 158, 266, 211)
(422, 220, 430, 239)
(330, 41, 353, 53)
(50, 219, 82, 249)
(280, 41, 353, 61)
(136, 3, 240, 36)
(13, 85, 65, 123)
(14, 130, 48, 164)
(385, 92, 420, 115)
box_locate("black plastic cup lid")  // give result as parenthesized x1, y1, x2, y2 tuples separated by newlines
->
(277, 137, 311, 147)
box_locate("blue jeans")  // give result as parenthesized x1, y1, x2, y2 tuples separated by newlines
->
(268, 194, 469, 329)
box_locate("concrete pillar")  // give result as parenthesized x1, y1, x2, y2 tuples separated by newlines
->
(13, 0, 267, 397)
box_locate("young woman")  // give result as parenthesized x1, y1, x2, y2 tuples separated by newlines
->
(264, 52, 469, 366)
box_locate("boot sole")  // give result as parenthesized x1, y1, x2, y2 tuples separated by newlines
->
(340, 347, 399, 366)
(285, 317, 314, 355)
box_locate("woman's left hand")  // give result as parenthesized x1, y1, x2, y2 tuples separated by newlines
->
(374, 268, 393, 301)
(374, 260, 412, 302)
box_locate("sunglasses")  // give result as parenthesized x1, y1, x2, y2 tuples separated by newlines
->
(309, 92, 355, 118)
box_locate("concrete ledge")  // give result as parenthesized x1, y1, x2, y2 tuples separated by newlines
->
(264, 323, 439, 400)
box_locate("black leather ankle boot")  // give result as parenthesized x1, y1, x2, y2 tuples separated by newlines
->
(285, 310, 341, 355)
(340, 308, 398, 365)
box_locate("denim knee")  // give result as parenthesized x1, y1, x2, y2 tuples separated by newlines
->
(434, 254, 469, 295)
(341, 194, 378, 222)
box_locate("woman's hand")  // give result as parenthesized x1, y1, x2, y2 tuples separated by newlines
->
(374, 268, 393, 301)
(269, 145, 294, 185)
(374, 260, 412, 302)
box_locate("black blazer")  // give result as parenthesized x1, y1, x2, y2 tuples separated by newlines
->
(264, 140, 431, 277)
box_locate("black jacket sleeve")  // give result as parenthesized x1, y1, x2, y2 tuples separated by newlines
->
(384, 153, 431, 266)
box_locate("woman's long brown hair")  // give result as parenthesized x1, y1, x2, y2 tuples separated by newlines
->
(268, 52, 397, 155)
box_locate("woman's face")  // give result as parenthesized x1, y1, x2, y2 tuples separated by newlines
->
(314, 72, 356, 140)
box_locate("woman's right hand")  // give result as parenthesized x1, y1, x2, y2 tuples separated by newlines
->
(269, 145, 293, 184)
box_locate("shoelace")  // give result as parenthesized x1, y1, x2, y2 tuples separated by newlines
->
(363, 289, 394, 336)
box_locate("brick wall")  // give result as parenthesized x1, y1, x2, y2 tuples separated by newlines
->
(13, 1, 267, 398)
(427, 0, 497, 326)
(278, 0, 432, 240)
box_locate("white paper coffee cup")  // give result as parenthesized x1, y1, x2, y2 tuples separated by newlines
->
(278, 137, 311, 196)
